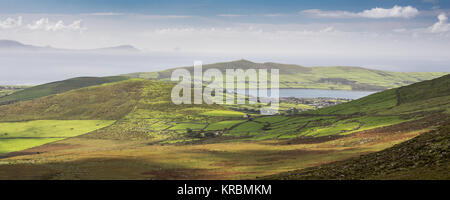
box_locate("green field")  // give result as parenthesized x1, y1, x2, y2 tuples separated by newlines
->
(201, 110, 246, 117)
(0, 120, 115, 154)
(0, 73, 448, 180)
(1, 75, 448, 144)
(205, 120, 246, 131)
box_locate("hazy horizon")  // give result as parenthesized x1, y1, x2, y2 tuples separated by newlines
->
(1, 0, 450, 85)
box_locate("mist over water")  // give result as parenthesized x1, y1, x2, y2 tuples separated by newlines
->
(0, 51, 184, 85)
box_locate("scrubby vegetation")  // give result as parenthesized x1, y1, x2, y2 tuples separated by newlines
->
(265, 121, 450, 180)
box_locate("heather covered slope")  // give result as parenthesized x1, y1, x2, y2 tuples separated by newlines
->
(125, 60, 447, 90)
(0, 79, 143, 121)
(264, 121, 450, 180)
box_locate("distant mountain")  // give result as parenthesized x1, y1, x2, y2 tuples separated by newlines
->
(93, 45, 140, 53)
(0, 40, 140, 53)
(124, 59, 448, 91)
(0, 40, 40, 50)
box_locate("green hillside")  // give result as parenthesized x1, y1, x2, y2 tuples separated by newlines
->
(125, 60, 447, 90)
(0, 79, 245, 152)
(1, 74, 448, 154)
(0, 75, 448, 180)
(0, 79, 143, 121)
(308, 74, 450, 116)
(0, 76, 129, 105)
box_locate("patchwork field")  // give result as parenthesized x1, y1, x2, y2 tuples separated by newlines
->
(0, 120, 431, 179)
(0, 74, 448, 179)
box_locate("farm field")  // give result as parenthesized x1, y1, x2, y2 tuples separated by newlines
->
(0, 120, 115, 154)
(0, 74, 448, 179)
(0, 120, 430, 179)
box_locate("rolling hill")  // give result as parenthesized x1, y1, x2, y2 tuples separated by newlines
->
(0, 74, 448, 179)
(0, 74, 448, 149)
(1, 74, 449, 140)
(125, 59, 447, 90)
(0, 76, 129, 105)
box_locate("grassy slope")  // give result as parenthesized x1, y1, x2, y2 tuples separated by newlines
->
(0, 76, 129, 105)
(124, 60, 447, 90)
(81, 80, 246, 140)
(0, 85, 29, 98)
(309, 74, 450, 116)
(0, 78, 246, 141)
(223, 75, 450, 140)
(259, 75, 450, 179)
(1, 74, 448, 143)
(264, 122, 450, 180)
(0, 79, 143, 121)
(0, 76, 448, 179)
(0, 79, 142, 154)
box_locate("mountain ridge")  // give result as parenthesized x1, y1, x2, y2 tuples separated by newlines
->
(125, 59, 448, 91)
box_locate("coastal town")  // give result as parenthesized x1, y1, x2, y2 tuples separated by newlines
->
(280, 97, 351, 109)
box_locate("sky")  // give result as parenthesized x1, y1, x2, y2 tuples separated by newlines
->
(0, 0, 450, 84)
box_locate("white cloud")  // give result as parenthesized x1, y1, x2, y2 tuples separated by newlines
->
(0, 16, 23, 29)
(301, 5, 419, 19)
(429, 13, 450, 33)
(27, 18, 85, 31)
(0, 16, 85, 32)
(359, 6, 419, 18)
